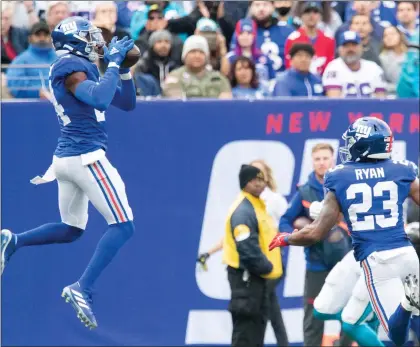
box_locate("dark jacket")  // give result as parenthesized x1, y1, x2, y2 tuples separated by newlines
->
(1, 26, 29, 68)
(136, 44, 182, 85)
(135, 30, 183, 60)
(166, 7, 235, 50)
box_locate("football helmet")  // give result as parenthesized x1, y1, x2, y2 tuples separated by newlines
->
(52, 16, 106, 62)
(339, 117, 394, 163)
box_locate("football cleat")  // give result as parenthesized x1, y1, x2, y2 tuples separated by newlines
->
(1, 229, 16, 275)
(404, 274, 420, 310)
(62, 282, 98, 329)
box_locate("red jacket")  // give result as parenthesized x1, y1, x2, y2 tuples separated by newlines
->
(285, 28, 335, 75)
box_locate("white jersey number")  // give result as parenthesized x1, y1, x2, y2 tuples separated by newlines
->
(346, 181, 399, 231)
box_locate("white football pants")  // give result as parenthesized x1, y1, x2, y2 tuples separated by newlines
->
(314, 250, 374, 324)
(361, 246, 420, 335)
(52, 155, 133, 229)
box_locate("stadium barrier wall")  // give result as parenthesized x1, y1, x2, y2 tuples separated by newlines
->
(1, 99, 419, 346)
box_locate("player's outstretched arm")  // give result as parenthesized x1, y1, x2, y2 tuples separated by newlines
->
(287, 191, 341, 246)
(65, 37, 134, 111)
(409, 178, 420, 206)
(111, 68, 136, 111)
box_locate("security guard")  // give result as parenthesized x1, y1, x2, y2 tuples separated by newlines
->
(223, 164, 282, 347)
(162, 35, 232, 99)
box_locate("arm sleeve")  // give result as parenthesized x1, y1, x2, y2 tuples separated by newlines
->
(322, 63, 342, 90)
(6, 55, 39, 99)
(111, 75, 136, 111)
(73, 66, 121, 111)
(231, 210, 273, 276)
(279, 191, 304, 232)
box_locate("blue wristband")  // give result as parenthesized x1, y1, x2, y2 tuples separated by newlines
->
(284, 235, 290, 245)
(119, 68, 130, 74)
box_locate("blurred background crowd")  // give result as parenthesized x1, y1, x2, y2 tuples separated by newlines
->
(1, 0, 419, 100)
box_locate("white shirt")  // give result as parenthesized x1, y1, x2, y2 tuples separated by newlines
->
(322, 57, 386, 98)
(260, 188, 288, 227)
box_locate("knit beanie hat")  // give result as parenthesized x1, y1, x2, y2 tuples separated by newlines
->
(239, 164, 263, 190)
(181, 35, 209, 62)
(149, 30, 172, 47)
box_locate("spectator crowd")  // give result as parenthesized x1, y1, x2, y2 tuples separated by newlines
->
(1, 0, 419, 100)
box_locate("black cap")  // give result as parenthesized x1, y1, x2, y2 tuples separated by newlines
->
(289, 43, 315, 58)
(303, 1, 322, 13)
(30, 21, 50, 36)
(239, 164, 264, 190)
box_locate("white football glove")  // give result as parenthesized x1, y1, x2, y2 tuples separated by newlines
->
(309, 200, 324, 220)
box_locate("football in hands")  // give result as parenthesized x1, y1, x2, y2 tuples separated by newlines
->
(120, 45, 141, 68)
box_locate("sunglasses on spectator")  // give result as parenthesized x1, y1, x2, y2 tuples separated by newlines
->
(148, 14, 163, 20)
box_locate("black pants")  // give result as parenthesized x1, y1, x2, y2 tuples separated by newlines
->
(267, 279, 289, 346)
(228, 267, 269, 347)
(303, 270, 329, 347)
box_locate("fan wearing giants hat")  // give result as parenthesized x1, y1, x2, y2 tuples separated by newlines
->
(284, 1, 335, 76)
(223, 19, 276, 95)
(323, 30, 386, 98)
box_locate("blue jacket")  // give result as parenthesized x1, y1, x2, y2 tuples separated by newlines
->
(6, 45, 56, 99)
(279, 172, 327, 271)
(272, 68, 324, 97)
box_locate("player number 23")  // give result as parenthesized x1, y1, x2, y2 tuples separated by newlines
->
(346, 181, 398, 231)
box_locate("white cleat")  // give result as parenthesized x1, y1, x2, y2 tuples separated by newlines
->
(404, 274, 420, 310)
(1, 229, 13, 275)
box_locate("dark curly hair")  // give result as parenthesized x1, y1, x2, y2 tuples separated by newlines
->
(230, 56, 259, 89)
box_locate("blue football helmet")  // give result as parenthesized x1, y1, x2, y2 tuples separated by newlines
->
(339, 117, 394, 163)
(52, 16, 106, 62)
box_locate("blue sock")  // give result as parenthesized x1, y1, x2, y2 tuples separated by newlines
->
(388, 304, 412, 346)
(342, 322, 385, 347)
(367, 315, 380, 333)
(78, 221, 134, 291)
(15, 223, 83, 250)
(410, 315, 420, 342)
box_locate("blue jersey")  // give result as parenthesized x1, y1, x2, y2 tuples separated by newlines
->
(230, 22, 294, 73)
(324, 159, 418, 261)
(49, 54, 108, 158)
(256, 23, 294, 73)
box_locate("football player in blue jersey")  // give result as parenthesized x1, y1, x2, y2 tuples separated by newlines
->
(269, 117, 420, 346)
(0, 17, 137, 329)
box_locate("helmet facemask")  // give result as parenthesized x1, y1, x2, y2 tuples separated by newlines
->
(76, 27, 106, 61)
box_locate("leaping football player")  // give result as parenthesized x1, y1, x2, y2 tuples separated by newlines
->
(1, 17, 138, 329)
